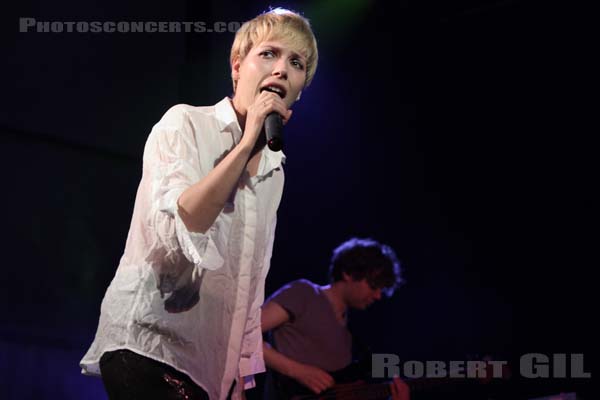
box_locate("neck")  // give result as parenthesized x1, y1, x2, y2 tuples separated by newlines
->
(230, 96, 266, 158)
(231, 96, 247, 131)
(322, 283, 348, 319)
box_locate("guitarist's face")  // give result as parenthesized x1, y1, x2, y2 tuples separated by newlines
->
(343, 274, 383, 310)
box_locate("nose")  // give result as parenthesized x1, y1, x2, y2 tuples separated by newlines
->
(272, 58, 288, 79)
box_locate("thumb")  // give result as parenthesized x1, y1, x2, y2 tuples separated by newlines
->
(283, 109, 293, 125)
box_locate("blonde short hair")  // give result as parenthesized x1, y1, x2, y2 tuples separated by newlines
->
(230, 8, 318, 92)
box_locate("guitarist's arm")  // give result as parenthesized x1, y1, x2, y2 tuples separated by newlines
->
(261, 301, 335, 394)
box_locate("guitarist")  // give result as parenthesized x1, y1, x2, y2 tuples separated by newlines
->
(261, 238, 409, 400)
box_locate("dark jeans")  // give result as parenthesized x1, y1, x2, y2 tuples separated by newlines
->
(99, 349, 210, 400)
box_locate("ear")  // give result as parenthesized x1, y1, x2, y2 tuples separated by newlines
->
(231, 56, 241, 83)
(341, 272, 351, 282)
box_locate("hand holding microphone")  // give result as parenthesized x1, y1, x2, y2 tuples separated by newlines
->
(261, 86, 289, 152)
(265, 111, 284, 151)
(241, 88, 291, 153)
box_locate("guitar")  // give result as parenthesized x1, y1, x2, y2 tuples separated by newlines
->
(272, 362, 391, 400)
(271, 358, 511, 400)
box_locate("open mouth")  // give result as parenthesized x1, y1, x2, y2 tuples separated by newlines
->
(261, 84, 287, 99)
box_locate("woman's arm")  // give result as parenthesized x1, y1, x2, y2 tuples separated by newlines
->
(178, 90, 290, 233)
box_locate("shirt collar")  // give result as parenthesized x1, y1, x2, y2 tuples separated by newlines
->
(215, 97, 242, 136)
(261, 145, 286, 177)
(215, 96, 286, 175)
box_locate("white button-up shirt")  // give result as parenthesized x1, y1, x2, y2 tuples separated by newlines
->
(80, 97, 285, 400)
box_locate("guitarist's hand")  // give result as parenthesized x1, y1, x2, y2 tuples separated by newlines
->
(389, 376, 410, 400)
(290, 363, 335, 394)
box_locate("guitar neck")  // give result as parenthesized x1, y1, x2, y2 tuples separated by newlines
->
(314, 382, 391, 400)
(348, 382, 391, 400)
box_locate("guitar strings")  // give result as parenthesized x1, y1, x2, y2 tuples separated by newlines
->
(293, 382, 391, 400)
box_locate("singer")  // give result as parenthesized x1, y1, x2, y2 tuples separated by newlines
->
(79, 7, 318, 400)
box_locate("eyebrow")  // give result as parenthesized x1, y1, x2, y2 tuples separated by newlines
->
(259, 43, 306, 62)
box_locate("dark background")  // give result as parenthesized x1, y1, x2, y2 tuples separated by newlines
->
(1, 0, 594, 398)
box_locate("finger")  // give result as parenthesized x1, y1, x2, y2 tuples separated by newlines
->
(316, 371, 332, 384)
(326, 373, 335, 387)
(318, 377, 333, 389)
(390, 381, 398, 399)
(398, 378, 409, 392)
(263, 92, 288, 110)
(270, 101, 288, 119)
(261, 96, 288, 120)
(310, 383, 322, 394)
(255, 92, 276, 111)
(259, 89, 279, 99)
(260, 90, 283, 105)
(326, 376, 335, 387)
(396, 378, 410, 400)
(305, 376, 322, 394)
(282, 109, 293, 125)
(311, 374, 332, 393)
(317, 381, 330, 393)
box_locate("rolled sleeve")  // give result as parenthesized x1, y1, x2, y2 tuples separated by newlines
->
(145, 105, 224, 273)
(172, 208, 224, 271)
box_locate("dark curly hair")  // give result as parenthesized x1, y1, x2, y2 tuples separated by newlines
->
(329, 238, 403, 297)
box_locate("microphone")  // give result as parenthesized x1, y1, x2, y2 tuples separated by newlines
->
(265, 112, 283, 152)
(261, 86, 285, 151)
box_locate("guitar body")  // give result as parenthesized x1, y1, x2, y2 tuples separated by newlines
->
(271, 361, 391, 400)
(269, 358, 511, 400)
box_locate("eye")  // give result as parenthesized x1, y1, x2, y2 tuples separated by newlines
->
(291, 58, 305, 70)
(260, 50, 275, 58)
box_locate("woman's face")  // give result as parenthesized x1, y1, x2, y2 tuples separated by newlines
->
(232, 38, 306, 113)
